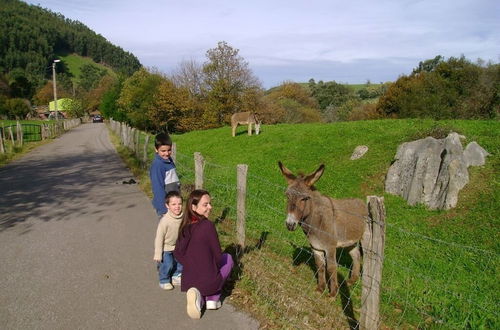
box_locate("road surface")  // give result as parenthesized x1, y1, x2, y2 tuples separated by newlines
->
(0, 123, 259, 330)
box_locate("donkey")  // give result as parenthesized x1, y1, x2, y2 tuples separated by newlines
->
(278, 161, 367, 298)
(231, 111, 261, 137)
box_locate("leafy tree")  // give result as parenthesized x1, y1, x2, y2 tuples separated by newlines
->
(79, 64, 107, 91)
(33, 81, 54, 105)
(117, 68, 163, 131)
(377, 56, 499, 119)
(64, 98, 85, 118)
(149, 78, 192, 133)
(6, 98, 31, 119)
(100, 75, 125, 121)
(309, 79, 353, 109)
(202, 41, 262, 126)
(265, 81, 321, 123)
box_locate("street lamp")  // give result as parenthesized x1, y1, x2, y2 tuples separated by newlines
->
(52, 59, 61, 120)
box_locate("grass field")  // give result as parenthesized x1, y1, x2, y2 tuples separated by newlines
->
(112, 119, 499, 329)
(58, 53, 116, 83)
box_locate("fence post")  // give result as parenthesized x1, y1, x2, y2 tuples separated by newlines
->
(360, 196, 386, 330)
(16, 121, 23, 147)
(0, 130, 4, 154)
(194, 152, 204, 189)
(143, 135, 150, 168)
(8, 127, 15, 149)
(171, 142, 177, 163)
(236, 164, 248, 248)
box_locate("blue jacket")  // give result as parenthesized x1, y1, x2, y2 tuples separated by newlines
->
(149, 154, 180, 215)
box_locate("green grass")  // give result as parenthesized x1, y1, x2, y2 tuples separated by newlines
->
(112, 119, 499, 329)
(58, 53, 116, 83)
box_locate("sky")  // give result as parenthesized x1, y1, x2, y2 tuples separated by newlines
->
(25, 0, 500, 88)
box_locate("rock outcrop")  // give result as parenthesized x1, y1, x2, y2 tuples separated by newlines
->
(385, 132, 489, 210)
(350, 145, 369, 160)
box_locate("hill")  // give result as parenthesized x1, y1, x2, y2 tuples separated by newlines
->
(159, 119, 498, 328)
(59, 53, 116, 84)
(0, 0, 141, 99)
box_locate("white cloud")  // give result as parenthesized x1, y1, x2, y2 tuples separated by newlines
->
(24, 0, 500, 87)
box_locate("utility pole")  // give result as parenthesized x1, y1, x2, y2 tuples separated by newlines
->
(52, 59, 61, 120)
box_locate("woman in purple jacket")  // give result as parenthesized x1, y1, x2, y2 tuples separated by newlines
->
(174, 189, 234, 319)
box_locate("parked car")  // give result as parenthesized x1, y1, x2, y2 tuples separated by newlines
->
(92, 115, 103, 123)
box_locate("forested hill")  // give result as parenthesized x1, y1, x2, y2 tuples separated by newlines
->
(0, 0, 141, 89)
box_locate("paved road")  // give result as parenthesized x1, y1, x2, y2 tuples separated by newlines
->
(0, 123, 259, 330)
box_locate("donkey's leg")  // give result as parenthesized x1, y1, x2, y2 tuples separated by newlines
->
(347, 245, 361, 285)
(325, 248, 339, 298)
(312, 249, 326, 293)
(232, 124, 236, 137)
(247, 123, 252, 136)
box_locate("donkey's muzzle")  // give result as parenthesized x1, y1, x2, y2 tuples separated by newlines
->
(285, 214, 298, 231)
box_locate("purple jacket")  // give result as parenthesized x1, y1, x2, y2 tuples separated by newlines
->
(173, 217, 223, 295)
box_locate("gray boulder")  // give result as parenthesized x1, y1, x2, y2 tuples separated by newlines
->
(385, 132, 470, 210)
(350, 145, 369, 160)
(463, 141, 490, 167)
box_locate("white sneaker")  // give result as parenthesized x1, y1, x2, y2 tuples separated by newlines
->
(159, 283, 173, 290)
(186, 287, 202, 319)
(172, 275, 182, 286)
(206, 300, 221, 310)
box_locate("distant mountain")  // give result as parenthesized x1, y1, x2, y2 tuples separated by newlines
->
(0, 0, 142, 98)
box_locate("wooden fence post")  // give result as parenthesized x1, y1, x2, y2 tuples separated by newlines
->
(8, 127, 14, 149)
(171, 142, 177, 163)
(143, 135, 150, 168)
(16, 121, 23, 147)
(194, 152, 204, 189)
(236, 164, 248, 248)
(0, 130, 4, 154)
(360, 196, 386, 330)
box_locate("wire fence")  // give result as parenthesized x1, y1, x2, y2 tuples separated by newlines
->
(0, 119, 81, 154)
(109, 120, 499, 329)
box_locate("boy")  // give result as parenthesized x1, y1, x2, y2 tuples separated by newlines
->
(150, 133, 180, 218)
(154, 191, 184, 290)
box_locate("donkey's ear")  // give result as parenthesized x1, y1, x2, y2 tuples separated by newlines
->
(278, 161, 296, 184)
(305, 164, 325, 187)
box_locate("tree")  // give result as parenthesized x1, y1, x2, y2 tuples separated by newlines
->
(149, 78, 192, 133)
(117, 68, 163, 130)
(265, 81, 321, 123)
(79, 64, 107, 91)
(202, 41, 262, 126)
(377, 56, 499, 119)
(6, 98, 31, 119)
(100, 75, 125, 121)
(172, 59, 205, 98)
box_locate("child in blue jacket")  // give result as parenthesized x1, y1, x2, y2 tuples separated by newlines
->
(149, 133, 180, 218)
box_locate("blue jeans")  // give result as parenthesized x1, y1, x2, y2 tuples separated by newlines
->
(157, 251, 183, 284)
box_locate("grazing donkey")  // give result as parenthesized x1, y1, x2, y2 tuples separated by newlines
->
(231, 111, 261, 137)
(278, 161, 367, 298)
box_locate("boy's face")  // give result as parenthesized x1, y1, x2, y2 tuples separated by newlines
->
(167, 196, 183, 216)
(155, 145, 172, 160)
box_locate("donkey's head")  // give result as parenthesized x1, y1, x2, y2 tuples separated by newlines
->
(278, 161, 325, 231)
(255, 121, 261, 135)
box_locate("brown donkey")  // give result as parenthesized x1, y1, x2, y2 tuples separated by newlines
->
(278, 161, 367, 298)
(231, 112, 261, 137)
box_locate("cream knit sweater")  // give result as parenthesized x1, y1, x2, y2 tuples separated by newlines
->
(154, 211, 184, 260)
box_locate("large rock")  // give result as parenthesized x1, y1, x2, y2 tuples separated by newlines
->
(463, 141, 490, 167)
(385, 132, 470, 210)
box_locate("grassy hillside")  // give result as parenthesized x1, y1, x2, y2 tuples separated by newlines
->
(59, 53, 116, 84)
(117, 119, 499, 328)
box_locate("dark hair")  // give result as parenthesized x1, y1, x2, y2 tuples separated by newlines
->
(178, 189, 210, 237)
(154, 133, 172, 149)
(165, 190, 182, 205)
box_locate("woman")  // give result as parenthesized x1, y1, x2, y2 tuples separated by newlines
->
(174, 189, 234, 319)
